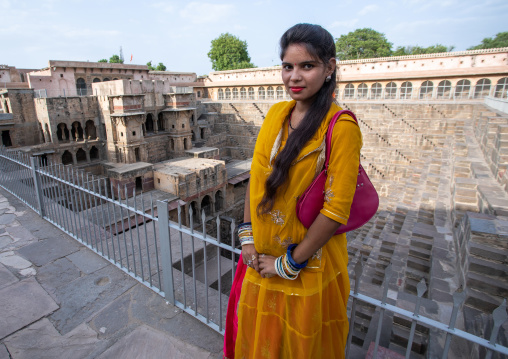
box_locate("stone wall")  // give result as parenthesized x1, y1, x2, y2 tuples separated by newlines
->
(0, 89, 41, 147)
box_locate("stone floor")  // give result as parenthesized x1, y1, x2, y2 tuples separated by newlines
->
(0, 187, 223, 359)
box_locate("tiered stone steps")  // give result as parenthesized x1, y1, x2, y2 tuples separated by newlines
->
(203, 101, 508, 357)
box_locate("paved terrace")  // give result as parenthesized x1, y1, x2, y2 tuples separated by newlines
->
(0, 187, 223, 359)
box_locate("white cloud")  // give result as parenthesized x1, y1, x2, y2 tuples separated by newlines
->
(179, 2, 234, 24)
(358, 4, 379, 15)
(329, 19, 359, 28)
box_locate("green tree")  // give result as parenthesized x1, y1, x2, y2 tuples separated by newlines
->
(156, 62, 167, 71)
(98, 59, 108, 63)
(147, 61, 167, 71)
(208, 33, 255, 71)
(335, 28, 392, 60)
(468, 32, 508, 50)
(109, 54, 123, 64)
(393, 44, 454, 56)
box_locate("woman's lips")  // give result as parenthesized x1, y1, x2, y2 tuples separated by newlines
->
(291, 87, 304, 93)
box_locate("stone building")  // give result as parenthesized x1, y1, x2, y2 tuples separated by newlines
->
(204, 47, 508, 101)
(0, 89, 42, 148)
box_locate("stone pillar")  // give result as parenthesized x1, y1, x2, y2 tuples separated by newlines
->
(85, 149, 91, 163)
(71, 151, 77, 165)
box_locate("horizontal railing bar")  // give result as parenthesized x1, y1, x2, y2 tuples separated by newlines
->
(350, 292, 508, 355)
(167, 220, 241, 254)
(36, 169, 158, 221)
(0, 154, 31, 168)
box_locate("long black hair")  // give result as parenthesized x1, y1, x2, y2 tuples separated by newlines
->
(258, 23, 337, 215)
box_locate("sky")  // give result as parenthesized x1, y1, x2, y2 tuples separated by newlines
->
(1, 0, 507, 75)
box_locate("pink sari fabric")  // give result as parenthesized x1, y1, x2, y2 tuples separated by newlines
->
(223, 257, 247, 359)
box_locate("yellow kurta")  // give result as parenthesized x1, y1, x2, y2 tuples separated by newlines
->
(235, 101, 363, 359)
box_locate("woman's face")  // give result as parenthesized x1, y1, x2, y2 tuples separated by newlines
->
(281, 43, 335, 105)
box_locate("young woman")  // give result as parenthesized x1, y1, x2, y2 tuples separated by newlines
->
(224, 23, 362, 358)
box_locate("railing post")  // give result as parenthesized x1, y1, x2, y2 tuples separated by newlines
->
(30, 157, 44, 217)
(157, 199, 175, 304)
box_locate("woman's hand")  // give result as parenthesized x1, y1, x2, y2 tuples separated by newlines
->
(258, 254, 277, 278)
(241, 244, 259, 272)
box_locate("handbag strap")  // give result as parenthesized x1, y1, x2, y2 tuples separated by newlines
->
(324, 110, 359, 171)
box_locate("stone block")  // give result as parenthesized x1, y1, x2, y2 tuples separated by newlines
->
(96, 325, 213, 359)
(49, 265, 135, 335)
(4, 318, 99, 359)
(0, 278, 59, 339)
(17, 234, 80, 267)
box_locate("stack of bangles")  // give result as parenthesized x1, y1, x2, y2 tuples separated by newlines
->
(238, 222, 254, 246)
(275, 244, 308, 280)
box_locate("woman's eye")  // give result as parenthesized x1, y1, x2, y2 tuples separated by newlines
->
(283, 65, 292, 70)
(303, 64, 314, 69)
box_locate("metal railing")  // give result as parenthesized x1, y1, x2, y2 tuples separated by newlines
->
(34, 88, 89, 98)
(0, 147, 506, 358)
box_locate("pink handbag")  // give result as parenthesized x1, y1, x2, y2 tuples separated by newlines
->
(296, 110, 379, 234)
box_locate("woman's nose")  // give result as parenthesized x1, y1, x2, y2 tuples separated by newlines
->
(290, 68, 302, 81)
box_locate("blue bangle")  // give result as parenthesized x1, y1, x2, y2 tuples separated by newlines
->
(287, 244, 308, 269)
(237, 222, 252, 229)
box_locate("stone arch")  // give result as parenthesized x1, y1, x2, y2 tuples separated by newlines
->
(44, 123, 51, 143)
(1, 130, 12, 147)
(437, 80, 452, 98)
(103, 78, 110, 82)
(71, 121, 84, 141)
(62, 150, 72, 165)
(400, 82, 413, 99)
(248, 87, 255, 100)
(201, 195, 212, 217)
(225, 88, 231, 100)
(76, 148, 87, 163)
(276, 86, 284, 99)
(240, 87, 246, 99)
(170, 139, 175, 151)
(371, 83, 382, 99)
(474, 78, 491, 98)
(57, 123, 70, 142)
(189, 201, 198, 224)
(455, 79, 471, 99)
(93, 78, 101, 83)
(494, 77, 508, 99)
(215, 190, 224, 212)
(267, 86, 274, 99)
(385, 82, 397, 99)
(85, 120, 97, 139)
(232, 88, 239, 100)
(146, 113, 154, 133)
(90, 146, 99, 160)
(76, 78, 87, 96)
(258, 87, 265, 100)
(344, 84, 355, 99)
(419, 81, 434, 99)
(357, 83, 368, 98)
(157, 112, 164, 131)
(184, 138, 189, 150)
(218, 89, 224, 100)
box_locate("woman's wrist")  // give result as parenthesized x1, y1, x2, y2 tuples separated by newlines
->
(238, 222, 254, 246)
(287, 244, 308, 269)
